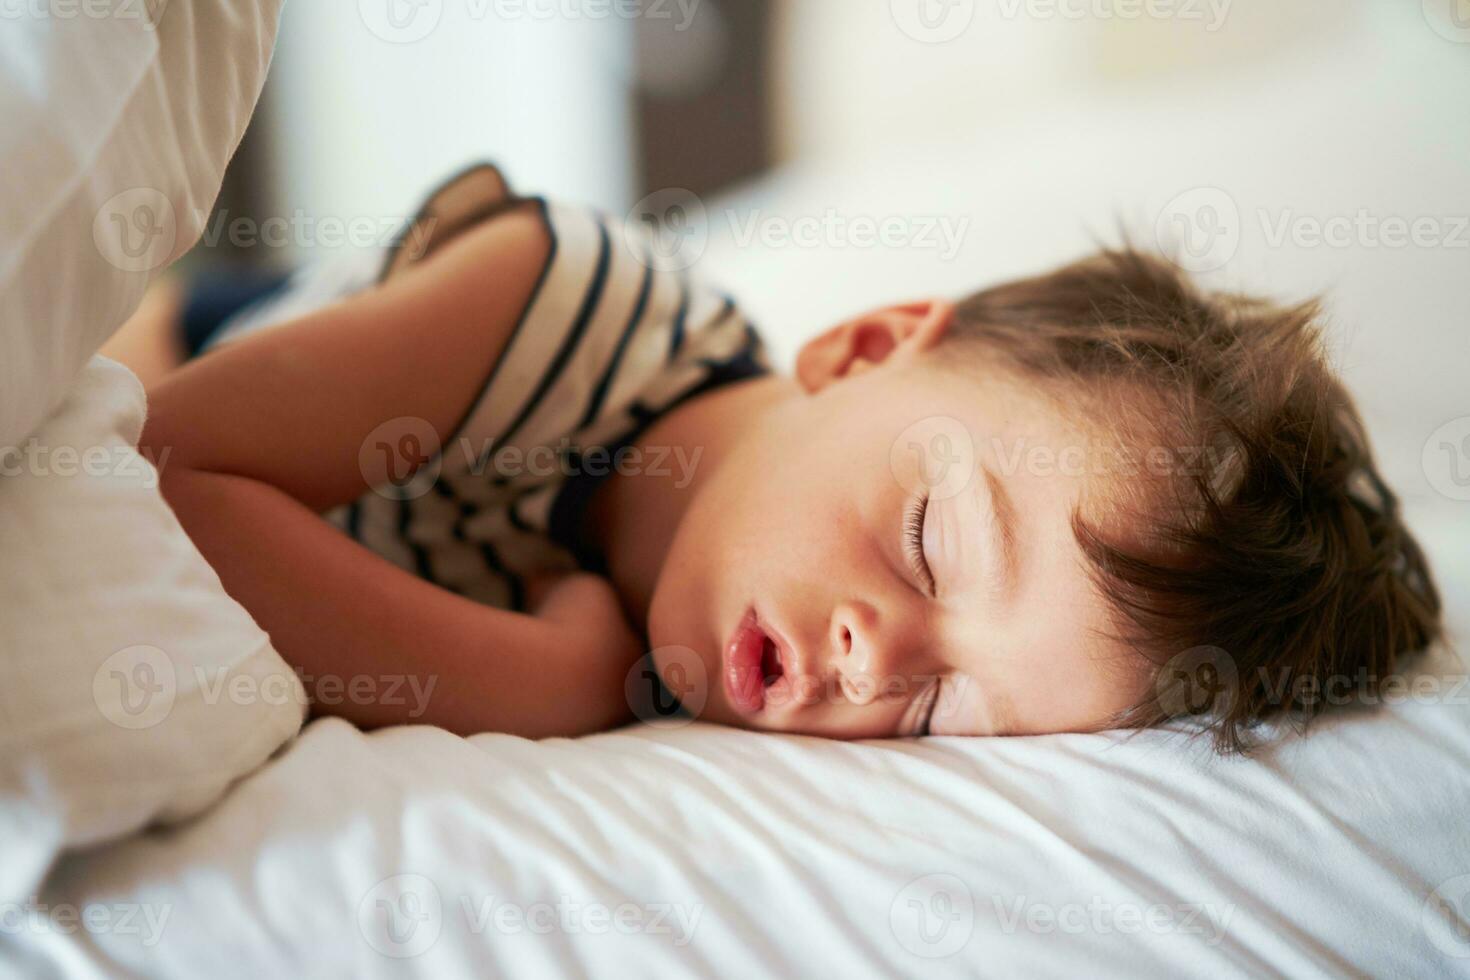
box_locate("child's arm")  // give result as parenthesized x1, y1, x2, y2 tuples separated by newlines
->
(140, 204, 642, 738)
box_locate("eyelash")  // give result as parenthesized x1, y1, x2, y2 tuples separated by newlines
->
(917, 678, 941, 736)
(903, 492, 936, 597)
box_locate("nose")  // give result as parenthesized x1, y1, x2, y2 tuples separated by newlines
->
(828, 600, 898, 706)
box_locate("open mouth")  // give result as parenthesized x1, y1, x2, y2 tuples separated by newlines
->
(760, 635, 784, 687)
(724, 608, 784, 714)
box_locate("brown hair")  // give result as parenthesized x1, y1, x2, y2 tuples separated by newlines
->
(946, 246, 1443, 752)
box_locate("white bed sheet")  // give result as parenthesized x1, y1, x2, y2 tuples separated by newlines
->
(11, 634, 1470, 979)
(9, 7, 1470, 979)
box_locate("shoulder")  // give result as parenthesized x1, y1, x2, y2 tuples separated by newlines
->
(407, 199, 553, 296)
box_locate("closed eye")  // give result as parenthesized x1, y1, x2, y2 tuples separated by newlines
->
(903, 492, 936, 597)
(915, 677, 941, 736)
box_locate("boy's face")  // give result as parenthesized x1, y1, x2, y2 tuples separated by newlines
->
(648, 300, 1153, 738)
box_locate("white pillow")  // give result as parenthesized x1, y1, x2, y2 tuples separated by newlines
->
(0, 0, 285, 453)
(0, 2, 299, 902)
(0, 356, 307, 902)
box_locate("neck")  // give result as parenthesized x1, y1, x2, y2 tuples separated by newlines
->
(587, 374, 796, 633)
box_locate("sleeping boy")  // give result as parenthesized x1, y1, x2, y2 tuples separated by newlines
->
(114, 164, 1442, 750)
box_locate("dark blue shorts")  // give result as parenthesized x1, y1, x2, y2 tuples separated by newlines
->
(179, 268, 293, 358)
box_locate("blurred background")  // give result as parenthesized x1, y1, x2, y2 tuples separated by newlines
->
(216, 0, 1464, 257)
(206, 0, 1469, 612)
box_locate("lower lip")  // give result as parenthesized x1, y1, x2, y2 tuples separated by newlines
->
(724, 608, 768, 715)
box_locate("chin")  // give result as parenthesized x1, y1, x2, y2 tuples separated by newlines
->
(648, 561, 747, 728)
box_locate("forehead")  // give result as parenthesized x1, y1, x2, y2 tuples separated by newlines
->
(904, 354, 1162, 519)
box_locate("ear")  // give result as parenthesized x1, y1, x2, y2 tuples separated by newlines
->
(795, 299, 956, 393)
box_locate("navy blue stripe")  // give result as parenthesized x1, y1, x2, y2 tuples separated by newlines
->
(709, 296, 737, 333)
(439, 479, 477, 559)
(443, 489, 526, 608)
(422, 195, 559, 594)
(448, 197, 560, 448)
(625, 402, 660, 428)
(398, 497, 438, 584)
(449, 492, 477, 541)
(667, 279, 691, 358)
(547, 349, 771, 566)
(576, 260, 655, 431)
(478, 216, 612, 469)
(698, 321, 762, 372)
(677, 294, 736, 367)
(480, 543, 526, 611)
(506, 494, 538, 534)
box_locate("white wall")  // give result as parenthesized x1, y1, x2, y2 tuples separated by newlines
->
(260, 4, 637, 261)
(708, 1, 1470, 508)
(770, 0, 1374, 167)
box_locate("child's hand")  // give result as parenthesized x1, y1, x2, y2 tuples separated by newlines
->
(528, 572, 645, 671)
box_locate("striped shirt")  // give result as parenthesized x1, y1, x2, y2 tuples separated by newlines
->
(206, 165, 769, 611)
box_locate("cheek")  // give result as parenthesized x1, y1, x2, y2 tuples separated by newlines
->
(1005, 660, 1144, 735)
(699, 393, 928, 591)
(692, 411, 855, 547)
